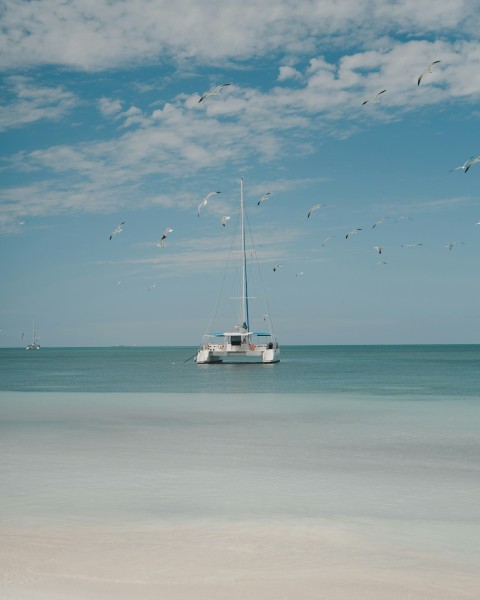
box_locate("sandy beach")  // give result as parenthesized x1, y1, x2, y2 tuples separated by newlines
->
(1, 519, 479, 600)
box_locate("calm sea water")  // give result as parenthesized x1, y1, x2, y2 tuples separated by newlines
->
(1, 344, 480, 395)
(1, 345, 479, 561)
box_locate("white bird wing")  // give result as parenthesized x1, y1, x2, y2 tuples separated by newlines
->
(197, 200, 207, 216)
(214, 83, 231, 93)
(465, 156, 480, 173)
(198, 83, 231, 102)
(417, 60, 440, 85)
(346, 228, 361, 238)
(198, 191, 221, 215)
(362, 90, 386, 105)
(257, 193, 270, 206)
(321, 236, 334, 246)
(109, 221, 125, 239)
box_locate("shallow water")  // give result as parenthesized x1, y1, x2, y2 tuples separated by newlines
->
(1, 346, 479, 568)
(1, 390, 479, 561)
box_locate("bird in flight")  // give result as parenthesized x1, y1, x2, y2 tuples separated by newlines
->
(445, 241, 465, 251)
(198, 191, 221, 217)
(321, 236, 334, 247)
(198, 83, 231, 103)
(450, 157, 474, 172)
(221, 216, 231, 227)
(273, 264, 283, 272)
(346, 228, 362, 239)
(156, 227, 173, 247)
(307, 204, 325, 218)
(417, 60, 440, 86)
(372, 217, 390, 228)
(373, 246, 383, 254)
(109, 221, 125, 240)
(257, 193, 271, 206)
(464, 156, 480, 173)
(362, 90, 386, 105)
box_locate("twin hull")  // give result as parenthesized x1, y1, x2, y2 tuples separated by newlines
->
(196, 336, 280, 364)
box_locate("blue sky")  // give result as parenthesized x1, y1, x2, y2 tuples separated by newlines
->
(1, 0, 480, 347)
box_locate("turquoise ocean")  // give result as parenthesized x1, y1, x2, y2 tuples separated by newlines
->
(1, 345, 479, 577)
(1, 344, 480, 394)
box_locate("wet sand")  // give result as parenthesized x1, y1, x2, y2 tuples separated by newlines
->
(1, 520, 478, 599)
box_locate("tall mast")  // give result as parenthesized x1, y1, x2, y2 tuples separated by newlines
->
(240, 178, 249, 331)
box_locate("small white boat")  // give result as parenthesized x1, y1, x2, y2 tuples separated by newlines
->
(25, 320, 40, 350)
(196, 178, 280, 364)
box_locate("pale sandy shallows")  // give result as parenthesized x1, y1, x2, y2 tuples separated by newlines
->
(1, 520, 478, 600)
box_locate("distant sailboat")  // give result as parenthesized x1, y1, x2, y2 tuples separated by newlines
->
(196, 178, 280, 364)
(25, 320, 40, 350)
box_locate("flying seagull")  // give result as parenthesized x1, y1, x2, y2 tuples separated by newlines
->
(450, 156, 474, 172)
(296, 271, 304, 277)
(198, 191, 221, 217)
(221, 215, 231, 227)
(156, 227, 173, 247)
(372, 217, 390, 228)
(198, 83, 231, 103)
(373, 246, 383, 254)
(445, 241, 465, 251)
(346, 228, 362, 239)
(321, 236, 334, 247)
(362, 90, 387, 105)
(273, 264, 283, 272)
(257, 193, 271, 206)
(307, 204, 325, 218)
(417, 60, 441, 86)
(109, 221, 125, 240)
(464, 156, 480, 173)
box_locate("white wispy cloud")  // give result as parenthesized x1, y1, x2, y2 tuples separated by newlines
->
(278, 66, 303, 82)
(97, 97, 124, 118)
(2, 4, 480, 230)
(0, 76, 78, 131)
(0, 0, 476, 72)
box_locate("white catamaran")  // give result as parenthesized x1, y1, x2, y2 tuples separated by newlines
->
(196, 178, 280, 364)
(25, 320, 40, 350)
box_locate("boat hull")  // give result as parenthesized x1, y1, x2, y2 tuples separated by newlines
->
(196, 346, 280, 364)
